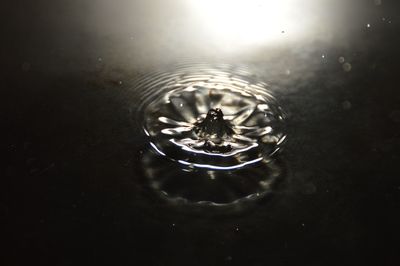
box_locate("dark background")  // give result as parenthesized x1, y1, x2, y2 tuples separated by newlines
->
(2, 0, 400, 265)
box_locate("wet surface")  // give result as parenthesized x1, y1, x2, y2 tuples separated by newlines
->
(2, 0, 400, 265)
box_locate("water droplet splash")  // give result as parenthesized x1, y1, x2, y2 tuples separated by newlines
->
(133, 64, 287, 207)
(140, 66, 286, 169)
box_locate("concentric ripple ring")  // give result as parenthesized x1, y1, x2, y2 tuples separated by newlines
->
(135, 64, 286, 169)
(131, 63, 287, 207)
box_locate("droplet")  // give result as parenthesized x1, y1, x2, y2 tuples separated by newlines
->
(338, 56, 345, 64)
(321, 54, 326, 59)
(367, 23, 371, 28)
(342, 100, 352, 110)
(98, 57, 103, 62)
(343, 62, 352, 72)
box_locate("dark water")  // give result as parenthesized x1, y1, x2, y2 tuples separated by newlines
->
(2, 1, 400, 265)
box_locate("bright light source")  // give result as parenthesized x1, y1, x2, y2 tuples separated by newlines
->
(189, 0, 303, 49)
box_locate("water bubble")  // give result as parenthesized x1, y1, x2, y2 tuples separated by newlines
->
(342, 100, 352, 110)
(21, 62, 31, 72)
(343, 62, 352, 72)
(132, 64, 286, 207)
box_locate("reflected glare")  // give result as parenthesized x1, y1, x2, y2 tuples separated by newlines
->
(189, 0, 305, 48)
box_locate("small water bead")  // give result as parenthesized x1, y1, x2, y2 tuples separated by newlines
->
(342, 100, 352, 110)
(343, 62, 352, 72)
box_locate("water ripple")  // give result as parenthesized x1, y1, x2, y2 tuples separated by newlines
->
(131, 63, 287, 207)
